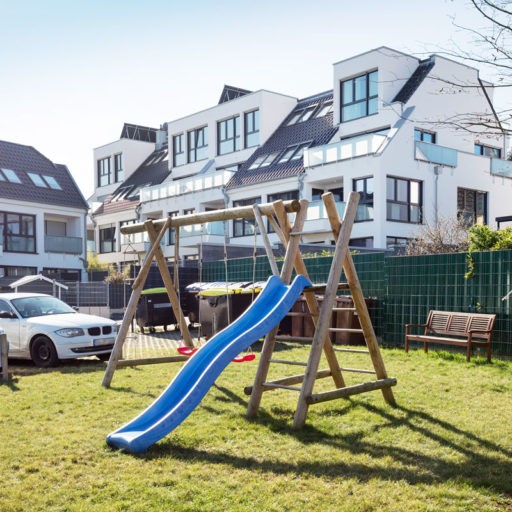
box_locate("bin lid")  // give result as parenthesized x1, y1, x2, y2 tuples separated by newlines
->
(141, 287, 168, 295)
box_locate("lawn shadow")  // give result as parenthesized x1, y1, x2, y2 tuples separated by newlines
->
(143, 397, 512, 497)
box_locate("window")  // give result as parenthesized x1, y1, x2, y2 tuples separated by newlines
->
(457, 188, 487, 225)
(267, 191, 299, 232)
(387, 176, 422, 223)
(99, 226, 116, 254)
(167, 211, 179, 245)
(474, 144, 501, 158)
(341, 70, 378, 122)
(120, 220, 145, 246)
(312, 187, 343, 202)
(114, 153, 124, 182)
(0, 212, 36, 253)
(0, 168, 22, 183)
(187, 126, 208, 163)
(414, 129, 436, 144)
(233, 197, 261, 237)
(97, 157, 111, 187)
(278, 143, 311, 163)
(45, 220, 66, 237)
(0, 266, 36, 278)
(315, 102, 333, 118)
(349, 237, 374, 248)
(217, 116, 240, 155)
(244, 110, 259, 148)
(248, 151, 280, 170)
(353, 177, 374, 221)
(387, 237, 410, 251)
(27, 173, 62, 190)
(173, 134, 185, 166)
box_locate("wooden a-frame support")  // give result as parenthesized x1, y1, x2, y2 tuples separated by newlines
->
(245, 191, 396, 428)
(101, 200, 301, 388)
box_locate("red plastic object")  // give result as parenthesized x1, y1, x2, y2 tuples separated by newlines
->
(177, 347, 198, 356)
(232, 353, 256, 363)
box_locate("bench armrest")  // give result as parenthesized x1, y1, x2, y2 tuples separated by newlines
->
(467, 328, 492, 335)
(405, 323, 427, 334)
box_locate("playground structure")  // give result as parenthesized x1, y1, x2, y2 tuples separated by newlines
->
(103, 192, 396, 452)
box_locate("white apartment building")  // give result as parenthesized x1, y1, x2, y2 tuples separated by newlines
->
(90, 47, 511, 266)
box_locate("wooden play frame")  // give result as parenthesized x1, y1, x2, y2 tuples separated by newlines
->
(102, 192, 396, 428)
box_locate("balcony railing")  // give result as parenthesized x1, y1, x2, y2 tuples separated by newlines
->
(179, 221, 225, 238)
(415, 141, 457, 167)
(45, 235, 83, 254)
(490, 158, 512, 178)
(140, 169, 235, 202)
(305, 200, 373, 223)
(304, 133, 387, 168)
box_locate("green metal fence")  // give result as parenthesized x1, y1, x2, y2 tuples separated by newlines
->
(202, 249, 512, 358)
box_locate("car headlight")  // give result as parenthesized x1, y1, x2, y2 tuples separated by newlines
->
(55, 328, 85, 338)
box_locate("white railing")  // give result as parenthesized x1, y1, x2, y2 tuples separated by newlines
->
(304, 133, 387, 168)
(140, 169, 235, 202)
(306, 200, 372, 223)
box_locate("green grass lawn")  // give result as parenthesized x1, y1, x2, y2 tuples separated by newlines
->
(1, 344, 511, 512)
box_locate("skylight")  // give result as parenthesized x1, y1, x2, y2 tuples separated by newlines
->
(0, 168, 22, 183)
(27, 172, 62, 190)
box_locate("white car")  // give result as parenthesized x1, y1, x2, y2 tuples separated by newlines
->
(0, 293, 117, 367)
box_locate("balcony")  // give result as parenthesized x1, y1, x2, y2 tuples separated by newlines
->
(304, 133, 387, 168)
(140, 169, 235, 202)
(45, 235, 83, 254)
(490, 158, 512, 178)
(415, 141, 457, 167)
(304, 200, 372, 233)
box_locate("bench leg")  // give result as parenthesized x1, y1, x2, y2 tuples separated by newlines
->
(424, 341, 428, 354)
(466, 343, 471, 362)
(486, 343, 492, 363)
(404, 336, 409, 353)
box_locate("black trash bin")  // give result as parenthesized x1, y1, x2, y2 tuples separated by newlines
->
(198, 284, 258, 338)
(136, 288, 177, 333)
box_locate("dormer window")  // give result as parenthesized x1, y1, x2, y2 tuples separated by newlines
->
(341, 70, 378, 122)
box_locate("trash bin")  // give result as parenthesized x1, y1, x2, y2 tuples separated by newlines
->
(136, 288, 177, 334)
(332, 296, 374, 345)
(198, 284, 258, 338)
(183, 282, 229, 325)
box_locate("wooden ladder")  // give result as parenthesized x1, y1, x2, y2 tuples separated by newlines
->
(246, 191, 396, 428)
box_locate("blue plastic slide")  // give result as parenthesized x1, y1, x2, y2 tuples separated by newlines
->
(106, 274, 311, 453)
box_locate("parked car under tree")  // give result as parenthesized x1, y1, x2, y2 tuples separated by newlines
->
(0, 293, 117, 367)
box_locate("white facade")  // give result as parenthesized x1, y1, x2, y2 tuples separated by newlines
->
(0, 198, 87, 280)
(91, 47, 511, 266)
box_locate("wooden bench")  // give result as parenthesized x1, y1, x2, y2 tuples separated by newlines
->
(405, 310, 496, 362)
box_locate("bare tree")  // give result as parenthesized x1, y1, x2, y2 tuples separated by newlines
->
(405, 217, 470, 255)
(433, 0, 512, 138)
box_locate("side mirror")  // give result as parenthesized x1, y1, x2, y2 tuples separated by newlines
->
(0, 311, 16, 319)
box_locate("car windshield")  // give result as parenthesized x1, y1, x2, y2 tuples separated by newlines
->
(11, 296, 76, 318)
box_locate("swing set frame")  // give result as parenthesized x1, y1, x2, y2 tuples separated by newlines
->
(101, 192, 396, 428)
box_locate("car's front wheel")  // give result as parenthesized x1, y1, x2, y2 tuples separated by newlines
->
(31, 336, 59, 367)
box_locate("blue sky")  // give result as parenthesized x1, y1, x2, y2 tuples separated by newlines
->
(0, 0, 497, 198)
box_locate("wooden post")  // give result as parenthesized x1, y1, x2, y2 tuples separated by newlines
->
(102, 219, 172, 388)
(323, 192, 396, 406)
(246, 200, 308, 418)
(145, 222, 193, 348)
(293, 192, 360, 428)
(253, 204, 279, 277)
(274, 198, 345, 389)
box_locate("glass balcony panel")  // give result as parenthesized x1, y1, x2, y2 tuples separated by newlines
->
(491, 158, 512, 178)
(45, 235, 82, 254)
(415, 141, 457, 167)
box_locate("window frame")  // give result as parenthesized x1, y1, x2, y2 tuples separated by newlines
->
(414, 129, 436, 144)
(97, 157, 112, 187)
(187, 126, 208, 163)
(173, 134, 185, 167)
(233, 197, 261, 237)
(386, 176, 423, 224)
(114, 153, 124, 182)
(99, 226, 116, 254)
(353, 176, 374, 222)
(340, 70, 378, 122)
(244, 110, 259, 148)
(0, 211, 36, 253)
(457, 187, 488, 225)
(217, 115, 241, 155)
(474, 143, 501, 158)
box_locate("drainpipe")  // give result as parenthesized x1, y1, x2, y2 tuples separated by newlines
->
(297, 172, 305, 199)
(433, 166, 441, 225)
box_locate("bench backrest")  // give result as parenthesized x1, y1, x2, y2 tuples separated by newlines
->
(426, 311, 496, 339)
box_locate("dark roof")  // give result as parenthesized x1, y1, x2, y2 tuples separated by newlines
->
(93, 148, 170, 216)
(227, 91, 337, 189)
(218, 85, 252, 104)
(393, 56, 435, 104)
(0, 140, 88, 210)
(120, 123, 158, 142)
